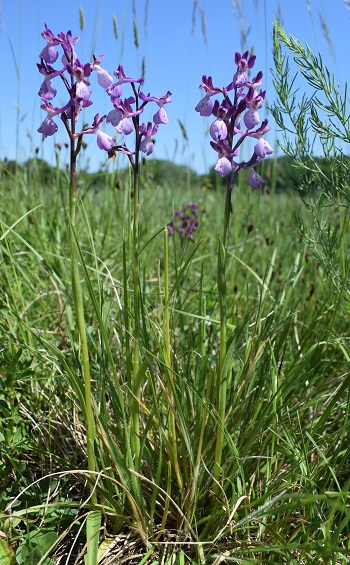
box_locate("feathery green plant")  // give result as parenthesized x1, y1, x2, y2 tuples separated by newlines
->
(271, 18, 350, 303)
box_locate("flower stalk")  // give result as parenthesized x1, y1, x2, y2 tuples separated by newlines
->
(163, 226, 183, 491)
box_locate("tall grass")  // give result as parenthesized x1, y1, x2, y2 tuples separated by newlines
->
(1, 156, 349, 564)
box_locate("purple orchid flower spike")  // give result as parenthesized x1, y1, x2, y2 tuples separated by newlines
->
(139, 91, 172, 124)
(37, 24, 171, 163)
(196, 49, 273, 191)
(168, 202, 199, 243)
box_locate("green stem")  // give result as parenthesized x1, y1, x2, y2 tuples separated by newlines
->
(164, 227, 183, 491)
(131, 151, 141, 470)
(213, 184, 232, 492)
(68, 136, 97, 500)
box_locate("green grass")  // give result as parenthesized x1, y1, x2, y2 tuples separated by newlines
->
(0, 158, 349, 564)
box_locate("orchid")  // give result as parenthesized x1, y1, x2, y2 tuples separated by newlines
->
(195, 50, 274, 494)
(37, 24, 113, 152)
(139, 122, 158, 155)
(195, 75, 223, 117)
(114, 64, 144, 85)
(196, 50, 272, 191)
(92, 56, 114, 89)
(106, 97, 143, 135)
(139, 91, 172, 124)
(168, 202, 199, 243)
(37, 25, 172, 165)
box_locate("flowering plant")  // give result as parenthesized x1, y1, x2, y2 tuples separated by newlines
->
(195, 51, 273, 492)
(37, 25, 172, 562)
(195, 51, 273, 189)
(37, 25, 171, 167)
(168, 202, 198, 243)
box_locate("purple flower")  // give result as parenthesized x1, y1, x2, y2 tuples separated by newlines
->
(39, 25, 60, 63)
(37, 25, 170, 162)
(92, 55, 114, 89)
(38, 116, 58, 137)
(56, 30, 80, 66)
(75, 80, 92, 103)
(210, 140, 239, 177)
(38, 80, 57, 101)
(40, 44, 59, 64)
(243, 87, 266, 129)
(139, 122, 158, 155)
(232, 51, 256, 88)
(243, 108, 260, 129)
(75, 113, 106, 136)
(195, 75, 222, 117)
(107, 96, 143, 135)
(254, 138, 273, 159)
(40, 99, 74, 118)
(247, 170, 265, 189)
(114, 64, 144, 85)
(97, 130, 115, 151)
(139, 91, 172, 124)
(210, 118, 227, 140)
(107, 83, 123, 102)
(168, 202, 199, 242)
(196, 49, 272, 190)
(195, 95, 213, 117)
(37, 60, 66, 81)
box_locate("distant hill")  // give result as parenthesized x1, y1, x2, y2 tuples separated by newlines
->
(2, 155, 345, 195)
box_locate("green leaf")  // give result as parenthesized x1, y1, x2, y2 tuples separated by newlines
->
(0, 538, 16, 565)
(84, 511, 102, 565)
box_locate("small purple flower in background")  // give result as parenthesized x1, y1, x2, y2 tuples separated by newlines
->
(168, 202, 199, 243)
(195, 50, 273, 190)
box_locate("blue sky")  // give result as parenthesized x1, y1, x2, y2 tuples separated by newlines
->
(0, 0, 349, 174)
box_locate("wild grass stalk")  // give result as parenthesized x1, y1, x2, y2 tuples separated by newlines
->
(213, 181, 232, 489)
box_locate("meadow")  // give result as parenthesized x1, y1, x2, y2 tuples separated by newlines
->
(0, 9, 350, 565)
